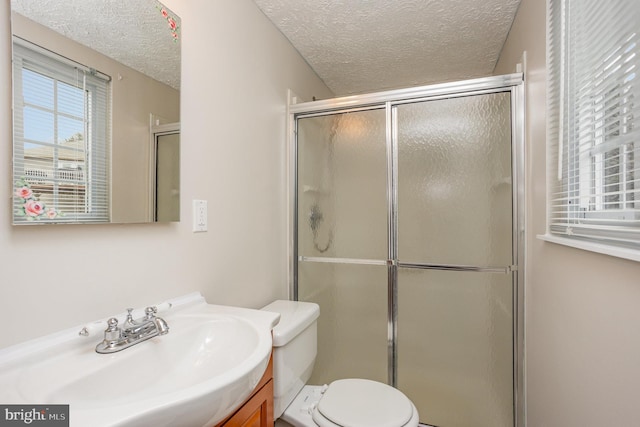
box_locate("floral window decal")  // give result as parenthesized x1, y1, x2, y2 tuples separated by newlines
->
(14, 178, 63, 221)
(157, 3, 180, 42)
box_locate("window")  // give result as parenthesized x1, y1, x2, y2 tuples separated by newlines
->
(12, 38, 111, 223)
(547, 0, 640, 251)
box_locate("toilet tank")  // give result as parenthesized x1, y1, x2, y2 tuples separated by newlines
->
(261, 300, 320, 419)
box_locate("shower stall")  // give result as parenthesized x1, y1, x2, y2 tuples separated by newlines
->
(289, 74, 524, 427)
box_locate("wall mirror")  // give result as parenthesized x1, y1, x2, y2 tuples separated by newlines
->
(10, 0, 181, 224)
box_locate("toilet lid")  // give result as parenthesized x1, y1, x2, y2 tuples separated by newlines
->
(315, 379, 413, 427)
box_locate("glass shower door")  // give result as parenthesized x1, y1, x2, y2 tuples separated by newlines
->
(296, 108, 390, 385)
(294, 81, 521, 427)
(395, 93, 514, 427)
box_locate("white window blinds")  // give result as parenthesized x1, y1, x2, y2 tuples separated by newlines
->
(12, 38, 111, 223)
(548, 0, 640, 249)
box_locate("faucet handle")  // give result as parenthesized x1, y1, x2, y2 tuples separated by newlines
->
(144, 306, 157, 320)
(104, 317, 121, 342)
(106, 317, 119, 330)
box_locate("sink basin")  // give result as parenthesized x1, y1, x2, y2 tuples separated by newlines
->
(0, 294, 280, 426)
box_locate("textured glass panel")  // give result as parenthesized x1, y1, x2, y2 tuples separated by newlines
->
(397, 268, 513, 427)
(297, 109, 387, 260)
(397, 93, 513, 266)
(298, 261, 388, 385)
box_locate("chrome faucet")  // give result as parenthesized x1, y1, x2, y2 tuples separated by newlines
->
(95, 306, 169, 354)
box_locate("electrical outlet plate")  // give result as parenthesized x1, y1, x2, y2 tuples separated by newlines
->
(193, 200, 207, 232)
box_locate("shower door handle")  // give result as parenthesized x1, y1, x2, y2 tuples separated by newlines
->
(397, 262, 516, 274)
(298, 256, 388, 266)
(298, 257, 515, 274)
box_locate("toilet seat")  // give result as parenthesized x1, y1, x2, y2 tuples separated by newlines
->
(311, 379, 418, 427)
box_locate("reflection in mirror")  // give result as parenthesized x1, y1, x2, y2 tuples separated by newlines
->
(153, 123, 180, 222)
(11, 0, 180, 224)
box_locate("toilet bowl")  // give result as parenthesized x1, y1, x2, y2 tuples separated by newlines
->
(261, 300, 419, 427)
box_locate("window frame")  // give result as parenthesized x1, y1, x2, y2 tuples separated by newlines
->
(544, 0, 640, 259)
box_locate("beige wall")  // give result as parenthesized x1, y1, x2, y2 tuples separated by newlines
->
(12, 12, 180, 223)
(0, 0, 331, 349)
(495, 0, 640, 425)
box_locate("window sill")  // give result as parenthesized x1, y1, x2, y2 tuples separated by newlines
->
(537, 234, 640, 263)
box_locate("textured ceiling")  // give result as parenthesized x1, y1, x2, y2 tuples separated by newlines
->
(253, 0, 522, 95)
(11, 0, 181, 90)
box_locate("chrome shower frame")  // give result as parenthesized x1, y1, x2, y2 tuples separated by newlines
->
(287, 73, 526, 427)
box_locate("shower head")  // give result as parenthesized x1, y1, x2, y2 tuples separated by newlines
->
(309, 204, 324, 232)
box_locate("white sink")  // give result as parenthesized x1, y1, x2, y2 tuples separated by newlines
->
(0, 294, 280, 427)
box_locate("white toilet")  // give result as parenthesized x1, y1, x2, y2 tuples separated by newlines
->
(261, 300, 419, 427)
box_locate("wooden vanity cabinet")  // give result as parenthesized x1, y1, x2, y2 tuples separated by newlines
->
(214, 355, 274, 427)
